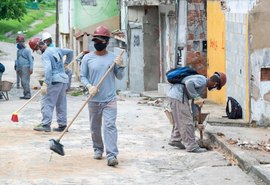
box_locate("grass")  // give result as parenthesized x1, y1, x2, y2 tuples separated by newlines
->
(0, 8, 56, 43)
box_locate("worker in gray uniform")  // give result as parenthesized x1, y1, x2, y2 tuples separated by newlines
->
(15, 35, 34, 99)
(80, 25, 125, 167)
(167, 72, 226, 153)
(41, 32, 73, 91)
(28, 37, 74, 132)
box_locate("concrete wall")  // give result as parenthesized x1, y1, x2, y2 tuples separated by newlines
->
(127, 6, 160, 92)
(249, 0, 270, 126)
(143, 6, 160, 91)
(207, 1, 226, 105)
(225, 11, 248, 120)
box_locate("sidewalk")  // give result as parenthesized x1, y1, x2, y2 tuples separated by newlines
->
(141, 91, 270, 185)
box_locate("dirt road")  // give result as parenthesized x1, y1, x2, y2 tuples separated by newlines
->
(0, 35, 259, 184)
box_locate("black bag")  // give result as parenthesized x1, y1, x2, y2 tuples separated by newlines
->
(226, 96, 242, 119)
(166, 66, 198, 84)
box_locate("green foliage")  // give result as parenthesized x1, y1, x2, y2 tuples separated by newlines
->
(0, 9, 55, 42)
(0, 0, 27, 21)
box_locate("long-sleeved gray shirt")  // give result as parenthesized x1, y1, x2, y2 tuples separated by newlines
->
(167, 74, 207, 102)
(80, 51, 125, 102)
(16, 48, 33, 70)
(42, 47, 74, 85)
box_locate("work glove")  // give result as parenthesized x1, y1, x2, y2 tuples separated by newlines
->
(41, 82, 48, 95)
(194, 97, 204, 107)
(87, 84, 98, 97)
(29, 69, 33, 75)
(115, 56, 124, 67)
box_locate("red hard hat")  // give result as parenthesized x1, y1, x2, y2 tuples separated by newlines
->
(29, 37, 41, 51)
(93, 26, 110, 37)
(16, 35, 25, 43)
(214, 72, 227, 90)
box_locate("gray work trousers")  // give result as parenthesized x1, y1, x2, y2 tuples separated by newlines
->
(65, 69, 72, 91)
(170, 98, 199, 151)
(18, 66, 31, 98)
(41, 82, 68, 126)
(88, 100, 118, 160)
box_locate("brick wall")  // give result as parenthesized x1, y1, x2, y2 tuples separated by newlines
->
(186, 0, 207, 76)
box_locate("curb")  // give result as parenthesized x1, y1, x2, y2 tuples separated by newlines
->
(205, 131, 269, 185)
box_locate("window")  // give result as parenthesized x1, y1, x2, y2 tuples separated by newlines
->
(81, 0, 97, 6)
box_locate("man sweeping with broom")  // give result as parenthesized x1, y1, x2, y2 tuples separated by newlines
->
(80, 25, 125, 167)
(28, 37, 74, 132)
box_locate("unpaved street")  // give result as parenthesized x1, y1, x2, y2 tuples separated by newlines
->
(0, 41, 259, 184)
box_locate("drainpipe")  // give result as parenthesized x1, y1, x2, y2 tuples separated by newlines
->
(174, 0, 180, 67)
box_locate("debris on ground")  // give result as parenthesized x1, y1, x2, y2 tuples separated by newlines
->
(217, 132, 225, 137)
(225, 138, 270, 152)
(137, 97, 164, 107)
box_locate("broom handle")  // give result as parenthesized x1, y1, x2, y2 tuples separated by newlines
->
(15, 90, 41, 113)
(58, 50, 124, 141)
(66, 51, 84, 68)
(14, 52, 86, 114)
(198, 106, 203, 140)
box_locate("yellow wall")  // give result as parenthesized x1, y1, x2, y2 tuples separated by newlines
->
(207, 1, 227, 105)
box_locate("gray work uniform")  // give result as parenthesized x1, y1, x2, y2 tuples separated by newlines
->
(167, 75, 207, 151)
(80, 51, 125, 160)
(48, 43, 72, 91)
(16, 47, 33, 98)
(41, 47, 73, 127)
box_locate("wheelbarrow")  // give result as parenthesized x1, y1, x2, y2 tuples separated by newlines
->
(0, 81, 14, 100)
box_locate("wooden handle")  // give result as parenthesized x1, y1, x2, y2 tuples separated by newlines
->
(58, 50, 125, 141)
(198, 107, 203, 140)
(15, 90, 41, 113)
(66, 52, 84, 68)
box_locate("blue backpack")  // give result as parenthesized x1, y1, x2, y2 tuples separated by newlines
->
(166, 66, 198, 84)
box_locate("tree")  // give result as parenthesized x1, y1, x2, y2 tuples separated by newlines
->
(0, 0, 27, 21)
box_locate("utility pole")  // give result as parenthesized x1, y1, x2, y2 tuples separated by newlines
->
(56, 0, 59, 47)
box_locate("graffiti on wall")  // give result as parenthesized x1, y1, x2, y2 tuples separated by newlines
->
(133, 35, 140, 47)
(209, 39, 218, 50)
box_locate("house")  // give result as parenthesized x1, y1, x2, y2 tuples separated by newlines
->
(207, 0, 270, 126)
(123, 0, 207, 94)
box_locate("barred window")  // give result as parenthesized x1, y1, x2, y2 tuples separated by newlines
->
(81, 0, 97, 6)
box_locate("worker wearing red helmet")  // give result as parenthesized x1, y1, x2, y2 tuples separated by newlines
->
(80, 25, 125, 167)
(15, 35, 34, 99)
(167, 71, 226, 153)
(28, 37, 74, 132)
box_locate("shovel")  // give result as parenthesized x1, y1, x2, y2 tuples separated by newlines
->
(49, 50, 124, 156)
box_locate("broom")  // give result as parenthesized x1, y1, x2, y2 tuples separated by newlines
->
(11, 52, 87, 122)
(11, 90, 41, 122)
(49, 50, 124, 156)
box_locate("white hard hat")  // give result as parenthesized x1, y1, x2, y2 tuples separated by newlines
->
(42, 32, 52, 41)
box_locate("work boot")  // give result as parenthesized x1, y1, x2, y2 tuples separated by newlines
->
(189, 147, 207, 153)
(168, 141, 186, 149)
(53, 125, 67, 132)
(93, 152, 102, 160)
(107, 157, 118, 166)
(33, 124, 51, 132)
